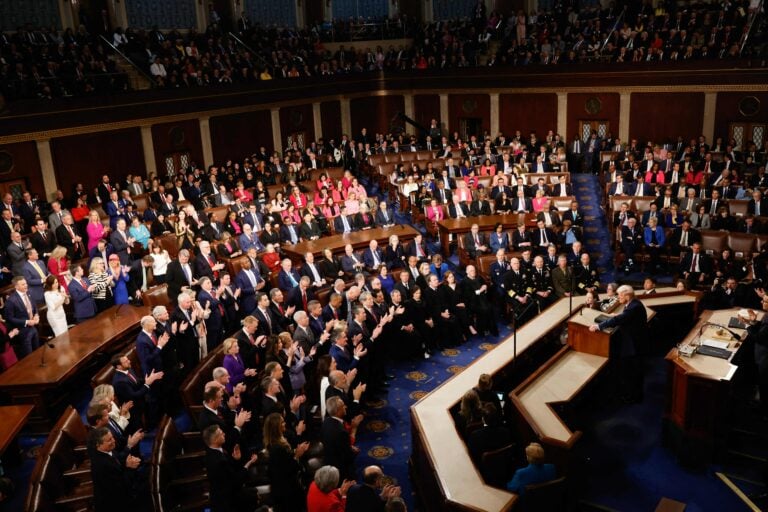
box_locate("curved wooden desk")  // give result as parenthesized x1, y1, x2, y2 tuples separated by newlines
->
(281, 225, 420, 264)
(0, 305, 149, 432)
(410, 291, 699, 511)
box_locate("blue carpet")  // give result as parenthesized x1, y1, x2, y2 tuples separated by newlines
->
(572, 174, 615, 284)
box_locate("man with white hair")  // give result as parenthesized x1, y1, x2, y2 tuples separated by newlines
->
(171, 291, 202, 375)
(590, 285, 648, 403)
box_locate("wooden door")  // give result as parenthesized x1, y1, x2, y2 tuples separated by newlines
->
(578, 120, 609, 141)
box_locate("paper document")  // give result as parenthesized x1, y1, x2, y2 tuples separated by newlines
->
(701, 339, 730, 350)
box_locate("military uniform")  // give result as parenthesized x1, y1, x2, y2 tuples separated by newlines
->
(574, 262, 600, 295)
(530, 265, 554, 310)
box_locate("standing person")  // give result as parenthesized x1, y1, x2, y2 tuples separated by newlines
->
(4, 276, 42, 358)
(107, 254, 131, 305)
(589, 285, 648, 403)
(743, 297, 768, 419)
(88, 257, 115, 313)
(47, 245, 71, 293)
(263, 412, 310, 512)
(44, 275, 69, 336)
(203, 424, 259, 512)
(69, 264, 99, 323)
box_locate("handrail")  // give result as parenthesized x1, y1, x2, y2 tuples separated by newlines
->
(740, 0, 765, 56)
(227, 32, 271, 72)
(98, 34, 156, 86)
(599, 7, 625, 53)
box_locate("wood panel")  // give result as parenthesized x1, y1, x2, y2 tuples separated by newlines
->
(321, 100, 342, 139)
(0, 141, 45, 198)
(413, 93, 441, 132)
(209, 110, 273, 164)
(279, 103, 315, 146)
(350, 95, 405, 136)
(51, 128, 145, 199)
(151, 119, 204, 174)
(630, 93, 705, 144)
(714, 92, 768, 141)
(499, 93, 558, 139)
(566, 93, 620, 142)
(448, 93, 490, 137)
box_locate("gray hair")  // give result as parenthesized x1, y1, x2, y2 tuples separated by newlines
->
(140, 315, 155, 329)
(314, 465, 340, 493)
(326, 396, 344, 417)
(617, 284, 635, 298)
(152, 305, 167, 319)
(212, 367, 228, 380)
(293, 310, 307, 323)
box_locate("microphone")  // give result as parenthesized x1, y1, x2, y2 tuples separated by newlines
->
(698, 321, 742, 342)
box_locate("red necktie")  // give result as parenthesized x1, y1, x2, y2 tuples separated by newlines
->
(127, 371, 136, 384)
(151, 334, 158, 346)
(690, 254, 698, 273)
(302, 292, 307, 311)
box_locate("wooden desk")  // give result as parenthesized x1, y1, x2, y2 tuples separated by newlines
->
(664, 308, 754, 462)
(568, 308, 613, 357)
(511, 347, 608, 446)
(0, 404, 34, 455)
(410, 290, 698, 512)
(281, 225, 419, 264)
(410, 298, 575, 512)
(0, 305, 149, 432)
(436, 214, 536, 256)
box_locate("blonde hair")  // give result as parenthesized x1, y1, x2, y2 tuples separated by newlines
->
(89, 257, 105, 274)
(50, 245, 68, 260)
(93, 384, 115, 403)
(525, 442, 546, 465)
(222, 338, 238, 353)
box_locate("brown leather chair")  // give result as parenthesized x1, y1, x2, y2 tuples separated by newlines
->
(400, 152, 417, 162)
(156, 233, 179, 260)
(91, 346, 141, 388)
(416, 150, 436, 161)
(179, 345, 226, 423)
(133, 194, 149, 213)
(480, 443, 518, 488)
(384, 153, 401, 163)
(150, 416, 208, 512)
(368, 155, 385, 167)
(633, 196, 655, 213)
(519, 476, 567, 512)
(728, 232, 757, 258)
(476, 253, 498, 282)
(729, 200, 750, 217)
(700, 230, 729, 258)
(203, 205, 229, 223)
(144, 284, 170, 309)
(226, 254, 248, 278)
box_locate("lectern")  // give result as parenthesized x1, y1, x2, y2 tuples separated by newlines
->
(567, 308, 612, 357)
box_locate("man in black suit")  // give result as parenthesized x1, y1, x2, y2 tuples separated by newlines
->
(463, 224, 490, 259)
(590, 285, 648, 403)
(679, 242, 712, 288)
(166, 249, 196, 303)
(322, 396, 357, 480)
(203, 424, 259, 512)
(88, 427, 142, 512)
(345, 465, 402, 511)
(55, 213, 84, 259)
(29, 219, 56, 259)
(198, 386, 249, 452)
(97, 175, 114, 205)
(111, 353, 163, 428)
(333, 205, 356, 234)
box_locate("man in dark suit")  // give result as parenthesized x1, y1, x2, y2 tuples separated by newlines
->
(608, 175, 629, 196)
(235, 260, 265, 315)
(4, 276, 41, 358)
(668, 220, 701, 254)
(18, 192, 37, 234)
(166, 249, 196, 303)
(346, 465, 401, 511)
(447, 197, 470, 219)
(590, 285, 648, 402)
(374, 201, 396, 227)
(194, 240, 225, 283)
(463, 224, 490, 259)
(110, 218, 134, 265)
(679, 242, 712, 288)
(322, 396, 357, 480)
(136, 315, 169, 375)
(111, 353, 163, 424)
(7, 231, 28, 276)
(333, 205, 356, 234)
(55, 213, 84, 258)
(29, 219, 57, 259)
(568, 134, 584, 172)
(203, 424, 258, 512)
(299, 213, 322, 241)
(510, 190, 532, 213)
(277, 259, 302, 292)
(620, 218, 643, 272)
(407, 234, 430, 262)
(362, 240, 385, 272)
(97, 175, 114, 205)
(198, 386, 247, 452)
(21, 249, 48, 304)
(88, 427, 142, 512)
(286, 276, 316, 312)
(253, 292, 279, 337)
(279, 217, 301, 245)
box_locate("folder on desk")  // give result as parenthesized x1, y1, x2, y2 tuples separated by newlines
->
(728, 317, 747, 330)
(595, 314, 612, 324)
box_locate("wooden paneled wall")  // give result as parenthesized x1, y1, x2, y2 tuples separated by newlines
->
(0, 141, 45, 197)
(152, 119, 204, 172)
(630, 93, 705, 144)
(567, 93, 620, 141)
(209, 110, 273, 163)
(448, 93, 491, 138)
(499, 93, 558, 139)
(350, 95, 405, 136)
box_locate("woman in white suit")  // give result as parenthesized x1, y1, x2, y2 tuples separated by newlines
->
(44, 275, 69, 336)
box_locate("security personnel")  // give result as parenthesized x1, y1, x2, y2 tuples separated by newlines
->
(503, 257, 535, 325)
(530, 255, 554, 311)
(574, 253, 600, 295)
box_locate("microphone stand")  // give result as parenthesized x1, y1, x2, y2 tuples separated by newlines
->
(568, 267, 575, 316)
(40, 339, 55, 368)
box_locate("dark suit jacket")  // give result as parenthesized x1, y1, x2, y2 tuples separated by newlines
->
(90, 449, 136, 512)
(333, 215, 357, 234)
(4, 291, 37, 329)
(30, 230, 57, 257)
(55, 223, 83, 258)
(165, 260, 190, 302)
(68, 278, 97, 321)
(345, 483, 385, 512)
(597, 298, 648, 358)
(205, 447, 249, 512)
(321, 416, 356, 480)
(22, 260, 48, 304)
(136, 331, 162, 374)
(109, 230, 131, 265)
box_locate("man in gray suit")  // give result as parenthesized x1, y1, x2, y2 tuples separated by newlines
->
(7, 231, 29, 276)
(47, 201, 71, 231)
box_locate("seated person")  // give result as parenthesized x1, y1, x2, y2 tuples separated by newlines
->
(505, 442, 556, 495)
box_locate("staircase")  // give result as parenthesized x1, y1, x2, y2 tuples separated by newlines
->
(572, 174, 615, 283)
(113, 56, 153, 91)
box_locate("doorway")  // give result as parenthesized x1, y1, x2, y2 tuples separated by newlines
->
(578, 120, 610, 141)
(459, 118, 483, 141)
(163, 152, 192, 179)
(212, 0, 234, 32)
(77, 0, 111, 35)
